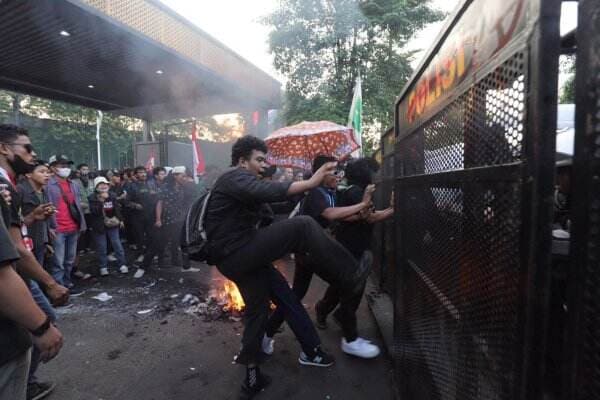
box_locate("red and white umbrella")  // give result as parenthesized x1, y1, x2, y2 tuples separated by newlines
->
(265, 121, 360, 170)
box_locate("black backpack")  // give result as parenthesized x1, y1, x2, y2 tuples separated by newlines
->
(180, 190, 212, 262)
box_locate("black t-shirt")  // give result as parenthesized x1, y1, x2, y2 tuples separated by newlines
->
(0, 176, 22, 228)
(0, 211, 31, 366)
(334, 185, 373, 259)
(302, 186, 336, 229)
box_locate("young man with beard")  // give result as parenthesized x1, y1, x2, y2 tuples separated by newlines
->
(264, 155, 380, 359)
(0, 125, 69, 308)
(203, 136, 371, 399)
(46, 155, 87, 293)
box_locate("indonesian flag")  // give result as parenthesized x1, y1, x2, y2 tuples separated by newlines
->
(191, 122, 205, 183)
(145, 150, 155, 172)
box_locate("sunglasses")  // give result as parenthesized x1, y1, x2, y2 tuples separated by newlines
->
(1, 142, 35, 154)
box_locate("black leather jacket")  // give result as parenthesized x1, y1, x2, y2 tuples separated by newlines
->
(204, 168, 291, 263)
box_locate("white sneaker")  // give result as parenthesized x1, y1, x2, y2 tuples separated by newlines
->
(119, 265, 129, 274)
(181, 267, 201, 273)
(262, 334, 274, 355)
(136, 255, 144, 263)
(107, 254, 117, 262)
(133, 268, 145, 279)
(99, 267, 109, 277)
(341, 337, 380, 359)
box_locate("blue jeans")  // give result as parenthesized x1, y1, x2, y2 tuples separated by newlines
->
(51, 231, 79, 287)
(27, 280, 57, 384)
(92, 228, 126, 269)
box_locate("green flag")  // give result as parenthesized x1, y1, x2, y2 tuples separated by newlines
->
(348, 77, 362, 156)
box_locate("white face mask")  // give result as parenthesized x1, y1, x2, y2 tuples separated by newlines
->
(56, 167, 71, 178)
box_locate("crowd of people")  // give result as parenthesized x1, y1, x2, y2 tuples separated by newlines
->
(0, 124, 393, 400)
(0, 124, 205, 400)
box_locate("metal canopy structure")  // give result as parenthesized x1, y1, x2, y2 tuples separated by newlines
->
(0, 0, 281, 121)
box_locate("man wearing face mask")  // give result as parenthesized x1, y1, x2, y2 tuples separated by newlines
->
(0, 125, 69, 306)
(46, 155, 86, 292)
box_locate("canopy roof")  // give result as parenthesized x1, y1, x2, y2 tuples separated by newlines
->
(0, 0, 281, 121)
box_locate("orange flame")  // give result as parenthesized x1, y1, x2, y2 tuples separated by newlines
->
(219, 280, 245, 312)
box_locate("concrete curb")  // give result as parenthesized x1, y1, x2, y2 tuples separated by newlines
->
(365, 276, 394, 359)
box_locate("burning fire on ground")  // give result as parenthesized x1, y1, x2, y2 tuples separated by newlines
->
(183, 268, 246, 321)
(213, 280, 245, 313)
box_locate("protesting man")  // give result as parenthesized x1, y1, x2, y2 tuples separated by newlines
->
(203, 136, 371, 399)
(264, 155, 380, 359)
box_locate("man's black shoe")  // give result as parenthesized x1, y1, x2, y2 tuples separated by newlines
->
(27, 381, 55, 400)
(239, 372, 272, 400)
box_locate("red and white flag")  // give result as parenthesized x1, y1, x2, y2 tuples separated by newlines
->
(191, 122, 205, 183)
(145, 150, 155, 172)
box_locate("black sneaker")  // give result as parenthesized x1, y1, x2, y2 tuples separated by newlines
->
(239, 372, 272, 400)
(27, 381, 55, 400)
(298, 347, 335, 367)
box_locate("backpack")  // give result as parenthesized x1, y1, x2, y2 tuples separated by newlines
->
(180, 190, 212, 262)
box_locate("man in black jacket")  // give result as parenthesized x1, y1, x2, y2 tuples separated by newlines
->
(204, 136, 371, 399)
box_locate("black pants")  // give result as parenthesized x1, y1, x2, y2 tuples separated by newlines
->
(129, 212, 153, 254)
(265, 252, 364, 341)
(218, 216, 363, 364)
(142, 222, 183, 269)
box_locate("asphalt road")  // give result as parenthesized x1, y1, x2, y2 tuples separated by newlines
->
(41, 255, 394, 400)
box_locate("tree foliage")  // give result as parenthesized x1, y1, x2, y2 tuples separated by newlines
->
(559, 56, 575, 104)
(263, 0, 443, 153)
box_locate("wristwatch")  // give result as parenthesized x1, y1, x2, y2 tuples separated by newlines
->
(30, 316, 51, 337)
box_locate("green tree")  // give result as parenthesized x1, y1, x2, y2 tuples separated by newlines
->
(559, 56, 575, 104)
(0, 89, 142, 168)
(263, 0, 443, 153)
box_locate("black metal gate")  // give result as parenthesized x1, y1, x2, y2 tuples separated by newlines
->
(564, 1, 600, 399)
(392, 0, 560, 398)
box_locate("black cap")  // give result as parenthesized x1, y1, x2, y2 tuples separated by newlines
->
(48, 155, 74, 166)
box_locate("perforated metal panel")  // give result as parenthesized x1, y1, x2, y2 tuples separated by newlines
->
(392, 42, 549, 399)
(568, 1, 600, 399)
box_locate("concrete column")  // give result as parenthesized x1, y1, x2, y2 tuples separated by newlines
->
(142, 120, 152, 142)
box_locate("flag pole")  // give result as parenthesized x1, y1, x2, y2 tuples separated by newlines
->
(348, 75, 363, 157)
(96, 110, 103, 169)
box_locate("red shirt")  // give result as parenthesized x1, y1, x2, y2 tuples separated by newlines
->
(55, 179, 78, 233)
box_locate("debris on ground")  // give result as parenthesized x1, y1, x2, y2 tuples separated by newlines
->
(137, 308, 154, 315)
(92, 292, 113, 302)
(184, 294, 244, 322)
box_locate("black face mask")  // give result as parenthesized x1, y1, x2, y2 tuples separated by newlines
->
(8, 154, 34, 176)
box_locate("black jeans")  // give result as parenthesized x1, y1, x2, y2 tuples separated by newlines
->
(265, 252, 364, 341)
(218, 216, 363, 364)
(142, 222, 184, 268)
